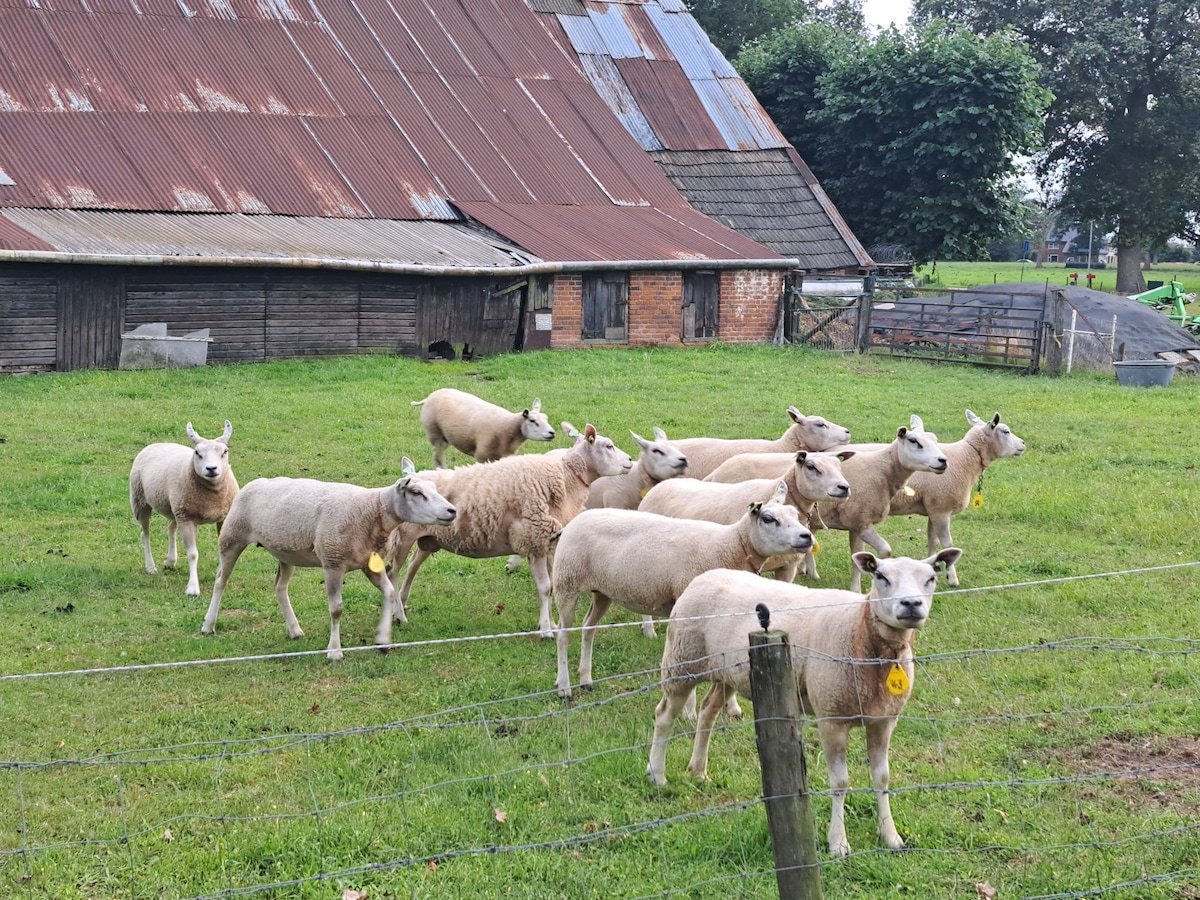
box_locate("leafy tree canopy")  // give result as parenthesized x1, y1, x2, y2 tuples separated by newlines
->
(739, 23, 1049, 265)
(912, 0, 1200, 290)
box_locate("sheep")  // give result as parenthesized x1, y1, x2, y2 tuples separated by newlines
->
(129, 420, 238, 598)
(200, 458, 456, 661)
(385, 425, 633, 642)
(549, 482, 813, 699)
(708, 423, 949, 591)
(646, 548, 962, 856)
(411, 388, 555, 468)
(639, 450, 854, 582)
(667, 408, 852, 480)
(885, 410, 1025, 586)
(586, 427, 689, 510)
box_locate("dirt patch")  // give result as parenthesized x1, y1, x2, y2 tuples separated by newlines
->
(1077, 735, 1200, 812)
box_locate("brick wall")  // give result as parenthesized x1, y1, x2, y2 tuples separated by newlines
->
(549, 268, 784, 349)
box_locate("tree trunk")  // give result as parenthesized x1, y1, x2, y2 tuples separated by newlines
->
(1116, 244, 1147, 294)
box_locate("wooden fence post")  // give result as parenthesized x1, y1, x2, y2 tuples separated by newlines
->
(749, 630, 824, 900)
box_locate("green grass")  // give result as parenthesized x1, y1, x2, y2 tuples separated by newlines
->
(2, 347, 1199, 898)
(918, 259, 1200, 296)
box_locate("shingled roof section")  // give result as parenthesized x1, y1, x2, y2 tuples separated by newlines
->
(651, 148, 873, 271)
(0, 0, 788, 268)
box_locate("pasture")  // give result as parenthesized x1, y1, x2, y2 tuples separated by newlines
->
(2, 346, 1198, 898)
(919, 259, 1200, 296)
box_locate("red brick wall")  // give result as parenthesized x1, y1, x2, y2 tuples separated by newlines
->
(549, 269, 784, 349)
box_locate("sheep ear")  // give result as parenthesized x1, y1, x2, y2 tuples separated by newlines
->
(852, 551, 879, 574)
(562, 421, 581, 441)
(400, 456, 416, 477)
(786, 406, 803, 424)
(630, 430, 649, 450)
(186, 422, 199, 444)
(896, 426, 908, 439)
(930, 547, 963, 574)
(522, 408, 531, 419)
(585, 424, 597, 443)
(965, 409, 984, 426)
(909, 414, 925, 432)
(748, 501, 764, 515)
(793, 451, 807, 462)
(771, 480, 788, 504)
(991, 413, 1001, 428)
(836, 450, 856, 461)
(653, 427, 668, 442)
(531, 398, 542, 413)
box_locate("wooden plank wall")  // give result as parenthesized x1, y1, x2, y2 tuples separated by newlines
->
(0, 270, 57, 370)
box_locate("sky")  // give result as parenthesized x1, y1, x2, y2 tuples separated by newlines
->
(861, 0, 913, 30)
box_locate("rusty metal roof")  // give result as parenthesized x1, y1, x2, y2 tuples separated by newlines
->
(0, 0, 862, 269)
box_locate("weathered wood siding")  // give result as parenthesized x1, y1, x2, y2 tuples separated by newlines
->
(0, 271, 57, 370)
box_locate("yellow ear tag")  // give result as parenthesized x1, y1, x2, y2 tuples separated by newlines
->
(886, 663, 910, 696)
(368, 552, 386, 573)
(903, 485, 916, 497)
(972, 491, 984, 509)
(811, 538, 821, 555)
(640, 487, 652, 500)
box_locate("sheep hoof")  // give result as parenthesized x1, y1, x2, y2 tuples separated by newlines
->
(579, 682, 594, 692)
(185, 585, 200, 597)
(829, 840, 851, 858)
(646, 769, 667, 787)
(145, 565, 159, 576)
(287, 627, 305, 639)
(538, 627, 555, 640)
(326, 649, 343, 662)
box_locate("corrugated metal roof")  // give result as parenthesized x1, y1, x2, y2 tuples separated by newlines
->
(0, 0, 861, 268)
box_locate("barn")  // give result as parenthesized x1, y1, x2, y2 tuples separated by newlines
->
(0, 0, 871, 372)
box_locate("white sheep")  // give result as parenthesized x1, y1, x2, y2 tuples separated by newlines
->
(411, 387, 555, 468)
(550, 482, 813, 699)
(639, 450, 854, 582)
(646, 548, 962, 856)
(200, 458, 456, 661)
(385, 425, 633, 641)
(668, 408, 852, 480)
(129, 420, 238, 598)
(886, 410, 1025, 585)
(586, 428, 689, 510)
(707, 423, 948, 591)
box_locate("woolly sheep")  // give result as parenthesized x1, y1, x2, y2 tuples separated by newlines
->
(129, 420, 238, 598)
(550, 483, 813, 699)
(639, 450, 854, 582)
(646, 548, 962, 856)
(200, 458, 456, 661)
(885, 410, 1025, 585)
(668, 408, 851, 480)
(385, 425, 633, 641)
(709, 423, 949, 590)
(412, 387, 555, 468)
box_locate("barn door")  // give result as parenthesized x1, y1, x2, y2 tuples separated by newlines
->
(682, 269, 718, 340)
(582, 272, 628, 341)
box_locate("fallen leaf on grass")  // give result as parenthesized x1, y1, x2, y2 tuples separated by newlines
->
(494, 807, 507, 823)
(162, 828, 173, 842)
(342, 890, 369, 900)
(976, 882, 998, 898)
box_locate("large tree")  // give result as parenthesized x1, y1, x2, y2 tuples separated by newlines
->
(912, 0, 1200, 292)
(739, 23, 1049, 265)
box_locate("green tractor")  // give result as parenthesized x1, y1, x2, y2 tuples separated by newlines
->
(1129, 281, 1200, 334)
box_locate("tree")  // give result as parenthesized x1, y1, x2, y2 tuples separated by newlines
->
(912, 0, 1200, 292)
(687, 0, 808, 60)
(739, 23, 1049, 265)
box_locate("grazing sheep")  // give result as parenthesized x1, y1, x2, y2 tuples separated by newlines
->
(550, 483, 813, 699)
(885, 410, 1025, 585)
(412, 388, 555, 468)
(639, 450, 854, 582)
(646, 548, 962, 856)
(668, 408, 851, 480)
(129, 420, 238, 598)
(385, 425, 633, 641)
(200, 458, 456, 661)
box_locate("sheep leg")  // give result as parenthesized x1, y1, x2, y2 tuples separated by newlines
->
(577, 592, 614, 690)
(273, 562, 305, 640)
(802, 548, 819, 580)
(685, 681, 728, 781)
(178, 520, 201, 597)
(505, 554, 523, 573)
(136, 507, 159, 575)
(371, 566, 404, 650)
(201, 540, 247, 635)
(395, 547, 436, 623)
(866, 717, 904, 850)
(817, 717, 853, 857)
(926, 515, 959, 585)
(646, 687, 693, 786)
(553, 591, 579, 699)
(164, 516, 179, 569)
(527, 555, 555, 639)
(321, 567, 347, 662)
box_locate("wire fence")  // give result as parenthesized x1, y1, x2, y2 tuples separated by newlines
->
(3, 564, 1200, 899)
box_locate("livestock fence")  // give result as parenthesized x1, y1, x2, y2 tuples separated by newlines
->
(784, 284, 1114, 376)
(3, 563, 1200, 899)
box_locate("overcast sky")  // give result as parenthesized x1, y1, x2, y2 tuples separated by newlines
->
(861, 0, 913, 29)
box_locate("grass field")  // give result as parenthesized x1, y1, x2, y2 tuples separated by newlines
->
(918, 260, 1200, 296)
(2, 346, 1199, 898)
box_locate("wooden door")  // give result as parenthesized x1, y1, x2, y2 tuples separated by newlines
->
(582, 272, 628, 341)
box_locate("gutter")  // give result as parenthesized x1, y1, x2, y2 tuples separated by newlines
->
(0, 249, 800, 275)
